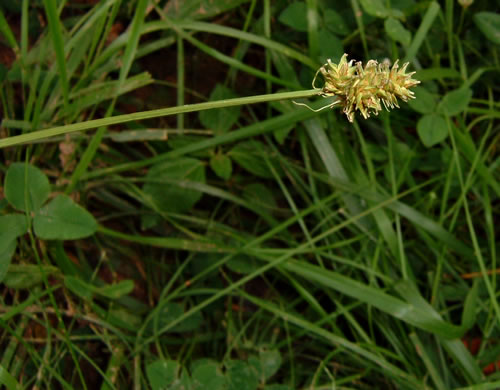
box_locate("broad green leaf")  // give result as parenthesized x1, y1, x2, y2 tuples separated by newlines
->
(229, 141, 283, 179)
(33, 195, 97, 240)
(226, 255, 260, 274)
(0, 214, 28, 243)
(437, 87, 472, 116)
(278, 2, 308, 32)
(146, 360, 190, 390)
(474, 12, 500, 45)
(140, 213, 162, 231)
(3, 264, 58, 289)
(249, 350, 282, 382)
(318, 29, 344, 63)
(384, 17, 411, 46)
(191, 360, 226, 390)
(0, 240, 17, 285)
(199, 84, 240, 135)
(226, 360, 259, 390)
(4, 163, 50, 212)
(359, 0, 403, 18)
(243, 183, 277, 210)
(0, 214, 28, 283)
(258, 350, 282, 381)
(407, 87, 436, 114)
(324, 9, 350, 36)
(146, 302, 203, 333)
(417, 114, 448, 147)
(210, 154, 232, 180)
(143, 158, 206, 213)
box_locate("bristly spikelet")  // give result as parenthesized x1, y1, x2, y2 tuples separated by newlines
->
(318, 54, 420, 122)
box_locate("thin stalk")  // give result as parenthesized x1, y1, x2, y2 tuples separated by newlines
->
(0, 89, 319, 149)
(177, 35, 184, 130)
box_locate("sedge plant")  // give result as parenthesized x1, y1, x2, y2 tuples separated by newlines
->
(0, 54, 419, 150)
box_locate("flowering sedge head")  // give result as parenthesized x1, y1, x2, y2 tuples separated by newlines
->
(458, 0, 473, 8)
(315, 54, 420, 122)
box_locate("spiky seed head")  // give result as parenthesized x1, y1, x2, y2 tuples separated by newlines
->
(318, 54, 420, 122)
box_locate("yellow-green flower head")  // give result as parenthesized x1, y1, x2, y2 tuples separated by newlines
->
(458, 0, 473, 8)
(317, 54, 420, 122)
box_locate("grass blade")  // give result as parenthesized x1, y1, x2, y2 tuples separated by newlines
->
(43, 0, 69, 108)
(404, 1, 440, 63)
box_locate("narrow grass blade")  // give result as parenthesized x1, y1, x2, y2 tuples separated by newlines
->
(43, 0, 69, 108)
(404, 2, 440, 63)
(442, 339, 482, 383)
(66, 0, 149, 193)
(304, 118, 375, 232)
(455, 383, 500, 390)
(0, 365, 22, 390)
(409, 333, 447, 390)
(0, 90, 319, 148)
(240, 292, 424, 388)
(283, 259, 466, 339)
(0, 8, 18, 52)
(98, 225, 230, 253)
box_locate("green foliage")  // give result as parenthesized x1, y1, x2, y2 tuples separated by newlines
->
(243, 183, 277, 210)
(226, 360, 259, 390)
(278, 2, 308, 32)
(146, 354, 283, 390)
(1, 0, 499, 389)
(417, 113, 448, 147)
(226, 255, 260, 274)
(3, 164, 97, 240)
(146, 360, 191, 390)
(474, 12, 500, 45)
(210, 153, 233, 180)
(33, 195, 97, 240)
(438, 87, 473, 116)
(1, 163, 97, 286)
(229, 141, 283, 178)
(3, 264, 58, 289)
(200, 84, 240, 135)
(408, 86, 436, 114)
(143, 158, 206, 213)
(359, 0, 403, 19)
(0, 214, 27, 283)
(5, 163, 50, 212)
(324, 9, 350, 36)
(64, 276, 134, 300)
(191, 360, 226, 390)
(384, 17, 412, 47)
(144, 302, 203, 334)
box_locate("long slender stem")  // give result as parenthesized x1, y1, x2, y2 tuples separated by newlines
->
(0, 89, 319, 149)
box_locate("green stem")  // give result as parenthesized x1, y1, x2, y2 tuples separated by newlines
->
(0, 89, 319, 149)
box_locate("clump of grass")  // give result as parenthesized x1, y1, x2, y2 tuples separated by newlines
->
(1, 1, 499, 389)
